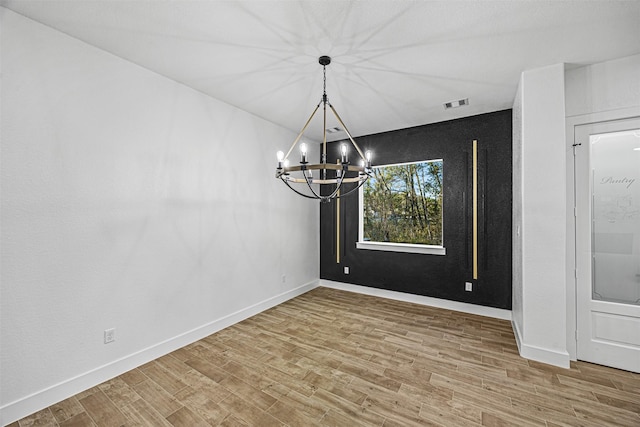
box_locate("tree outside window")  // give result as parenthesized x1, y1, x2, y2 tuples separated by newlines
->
(362, 160, 443, 246)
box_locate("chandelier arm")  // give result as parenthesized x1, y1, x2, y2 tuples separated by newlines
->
(333, 176, 370, 199)
(302, 169, 326, 200)
(328, 104, 366, 160)
(281, 178, 320, 200)
(323, 170, 349, 200)
(281, 174, 369, 201)
(283, 102, 322, 161)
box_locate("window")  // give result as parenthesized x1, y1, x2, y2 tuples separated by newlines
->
(357, 159, 445, 255)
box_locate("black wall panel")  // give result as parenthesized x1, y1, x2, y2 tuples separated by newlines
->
(320, 109, 512, 309)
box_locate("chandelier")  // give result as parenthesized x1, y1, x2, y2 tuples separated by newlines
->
(275, 56, 372, 203)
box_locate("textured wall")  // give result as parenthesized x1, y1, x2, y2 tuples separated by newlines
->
(0, 8, 318, 418)
(320, 110, 513, 310)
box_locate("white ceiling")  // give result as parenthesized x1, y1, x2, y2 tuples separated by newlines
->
(3, 0, 640, 141)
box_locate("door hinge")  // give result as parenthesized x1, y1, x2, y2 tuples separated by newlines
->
(574, 206, 577, 217)
(575, 269, 578, 279)
(575, 330, 578, 341)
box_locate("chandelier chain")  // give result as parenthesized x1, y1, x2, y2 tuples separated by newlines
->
(323, 65, 327, 100)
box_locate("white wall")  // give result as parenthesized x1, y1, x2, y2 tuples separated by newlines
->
(565, 54, 640, 118)
(564, 54, 640, 358)
(512, 63, 570, 367)
(514, 55, 640, 368)
(0, 8, 319, 424)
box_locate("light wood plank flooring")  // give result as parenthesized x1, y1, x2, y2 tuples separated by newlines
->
(11, 287, 640, 426)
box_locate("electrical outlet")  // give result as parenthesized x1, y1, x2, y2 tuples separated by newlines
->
(344, 266, 349, 274)
(104, 328, 115, 344)
(465, 282, 473, 292)
(282, 275, 286, 283)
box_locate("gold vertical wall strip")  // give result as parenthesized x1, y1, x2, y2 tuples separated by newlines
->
(472, 139, 478, 280)
(336, 188, 341, 263)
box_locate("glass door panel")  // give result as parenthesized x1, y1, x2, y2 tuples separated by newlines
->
(591, 129, 640, 305)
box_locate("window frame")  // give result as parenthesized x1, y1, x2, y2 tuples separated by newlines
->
(357, 158, 446, 256)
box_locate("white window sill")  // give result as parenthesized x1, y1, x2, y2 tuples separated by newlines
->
(356, 241, 446, 255)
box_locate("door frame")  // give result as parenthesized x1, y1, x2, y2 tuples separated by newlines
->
(566, 106, 640, 361)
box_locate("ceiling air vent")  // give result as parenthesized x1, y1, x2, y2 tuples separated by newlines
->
(444, 98, 469, 109)
(326, 127, 342, 133)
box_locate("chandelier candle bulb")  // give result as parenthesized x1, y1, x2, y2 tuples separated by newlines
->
(276, 151, 284, 169)
(341, 144, 348, 163)
(300, 143, 308, 164)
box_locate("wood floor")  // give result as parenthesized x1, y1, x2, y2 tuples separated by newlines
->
(11, 287, 640, 427)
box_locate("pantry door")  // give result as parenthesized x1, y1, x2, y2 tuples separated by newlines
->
(575, 118, 640, 373)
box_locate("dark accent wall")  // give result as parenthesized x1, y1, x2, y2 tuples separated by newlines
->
(320, 109, 512, 309)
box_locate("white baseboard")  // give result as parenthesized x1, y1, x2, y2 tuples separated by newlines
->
(512, 318, 524, 354)
(512, 318, 570, 368)
(518, 343, 571, 369)
(0, 280, 319, 427)
(319, 280, 512, 321)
